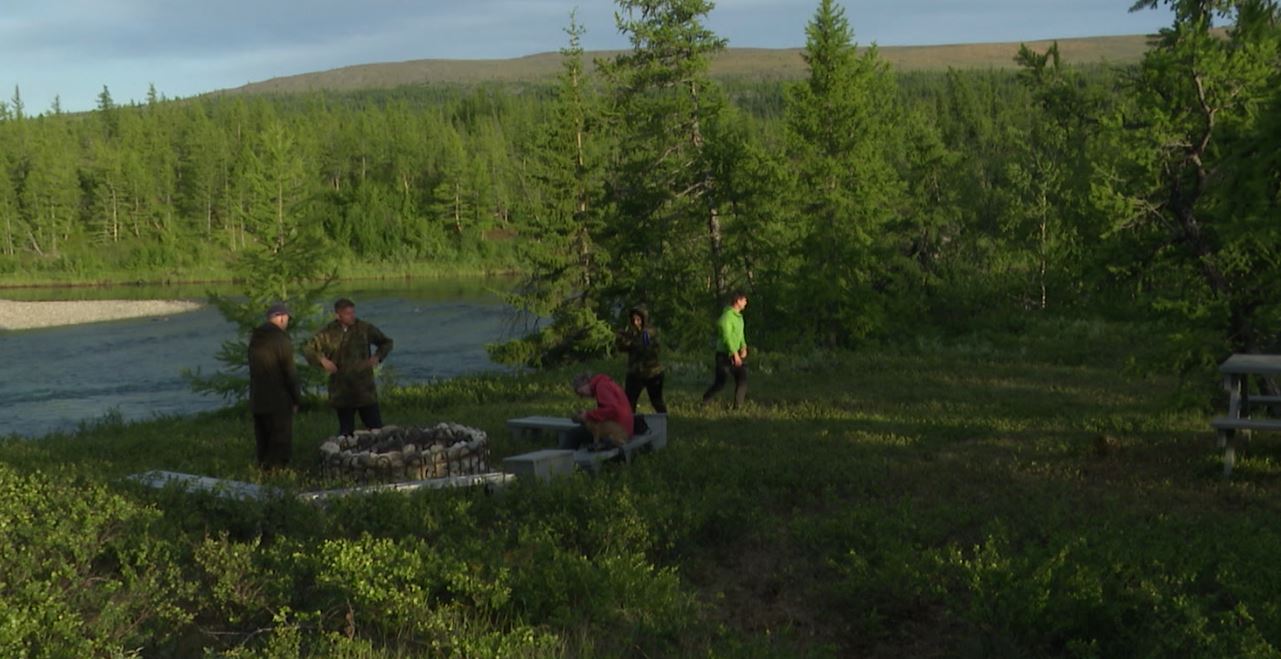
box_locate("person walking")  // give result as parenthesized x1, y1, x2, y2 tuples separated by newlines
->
(304, 298, 394, 437)
(615, 305, 667, 413)
(701, 291, 749, 409)
(247, 302, 302, 470)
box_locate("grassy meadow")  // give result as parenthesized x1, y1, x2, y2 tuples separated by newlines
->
(3, 315, 1280, 656)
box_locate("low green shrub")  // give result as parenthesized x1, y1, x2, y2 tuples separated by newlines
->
(0, 465, 194, 656)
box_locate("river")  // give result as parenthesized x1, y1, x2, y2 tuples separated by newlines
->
(0, 279, 522, 438)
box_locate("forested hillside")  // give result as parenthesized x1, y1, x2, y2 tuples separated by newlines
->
(217, 32, 1152, 95)
(0, 0, 1277, 375)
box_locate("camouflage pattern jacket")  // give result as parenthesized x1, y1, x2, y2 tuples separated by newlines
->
(304, 319, 393, 408)
(615, 307, 663, 379)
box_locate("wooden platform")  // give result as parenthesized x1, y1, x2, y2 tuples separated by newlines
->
(126, 470, 281, 501)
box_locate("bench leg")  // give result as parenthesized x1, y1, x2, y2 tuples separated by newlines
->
(510, 428, 542, 443)
(1219, 428, 1236, 478)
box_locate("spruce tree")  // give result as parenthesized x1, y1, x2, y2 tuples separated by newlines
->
(185, 119, 334, 401)
(489, 12, 614, 367)
(599, 0, 731, 341)
(783, 0, 905, 345)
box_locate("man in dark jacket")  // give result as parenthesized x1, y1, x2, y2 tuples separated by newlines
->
(615, 305, 666, 413)
(304, 298, 394, 437)
(248, 302, 302, 470)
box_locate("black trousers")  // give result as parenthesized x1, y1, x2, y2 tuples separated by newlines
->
(336, 403, 383, 437)
(624, 372, 667, 413)
(702, 352, 748, 408)
(253, 411, 293, 469)
(562, 424, 592, 450)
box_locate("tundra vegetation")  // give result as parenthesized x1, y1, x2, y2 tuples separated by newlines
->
(2, 0, 1281, 655)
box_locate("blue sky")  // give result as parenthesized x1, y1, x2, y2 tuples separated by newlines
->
(2, 0, 1176, 114)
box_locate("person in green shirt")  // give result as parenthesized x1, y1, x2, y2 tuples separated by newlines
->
(701, 291, 749, 409)
(304, 298, 394, 437)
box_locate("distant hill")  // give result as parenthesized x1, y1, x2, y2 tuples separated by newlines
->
(216, 33, 1154, 97)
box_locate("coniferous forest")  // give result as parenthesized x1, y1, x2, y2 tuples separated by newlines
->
(0, 0, 1278, 369)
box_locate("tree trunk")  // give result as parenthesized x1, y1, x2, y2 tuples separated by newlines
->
(689, 79, 724, 299)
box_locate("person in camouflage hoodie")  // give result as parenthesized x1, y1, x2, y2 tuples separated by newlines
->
(304, 298, 394, 437)
(615, 305, 666, 413)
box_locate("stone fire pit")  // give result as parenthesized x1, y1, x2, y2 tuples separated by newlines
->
(319, 423, 489, 482)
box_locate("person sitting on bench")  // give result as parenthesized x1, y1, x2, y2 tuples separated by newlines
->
(568, 372, 634, 451)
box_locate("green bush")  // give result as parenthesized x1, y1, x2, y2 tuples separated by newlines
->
(0, 465, 194, 656)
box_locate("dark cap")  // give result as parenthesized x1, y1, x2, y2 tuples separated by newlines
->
(266, 302, 291, 319)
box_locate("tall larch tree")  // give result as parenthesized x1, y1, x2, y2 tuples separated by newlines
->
(783, 0, 905, 345)
(186, 118, 334, 401)
(600, 0, 730, 337)
(489, 12, 615, 367)
(15, 118, 81, 258)
(1098, 0, 1281, 369)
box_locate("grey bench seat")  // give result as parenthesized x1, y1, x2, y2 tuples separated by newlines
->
(1210, 416, 1281, 431)
(574, 420, 668, 472)
(1210, 416, 1281, 477)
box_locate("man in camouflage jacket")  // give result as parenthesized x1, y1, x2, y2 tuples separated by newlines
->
(304, 298, 394, 437)
(615, 305, 666, 413)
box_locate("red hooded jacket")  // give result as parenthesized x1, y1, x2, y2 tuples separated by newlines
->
(582, 374, 633, 439)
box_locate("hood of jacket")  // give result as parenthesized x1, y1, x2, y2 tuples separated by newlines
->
(628, 305, 650, 327)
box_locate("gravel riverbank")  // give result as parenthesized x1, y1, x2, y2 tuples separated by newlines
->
(0, 299, 205, 331)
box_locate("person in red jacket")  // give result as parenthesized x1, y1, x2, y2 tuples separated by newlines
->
(569, 372, 634, 450)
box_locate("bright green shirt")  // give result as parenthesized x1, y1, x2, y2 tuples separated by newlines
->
(717, 306, 745, 354)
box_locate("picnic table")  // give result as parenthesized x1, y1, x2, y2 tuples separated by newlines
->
(1210, 354, 1281, 476)
(503, 413, 669, 476)
(506, 415, 583, 449)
